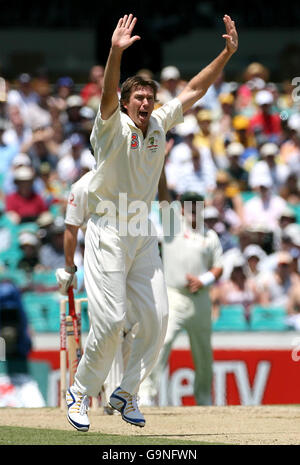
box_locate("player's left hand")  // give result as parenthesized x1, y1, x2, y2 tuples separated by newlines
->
(186, 273, 203, 293)
(222, 15, 238, 54)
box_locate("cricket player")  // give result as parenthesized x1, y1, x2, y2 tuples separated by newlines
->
(56, 170, 138, 414)
(143, 168, 223, 406)
(66, 13, 238, 431)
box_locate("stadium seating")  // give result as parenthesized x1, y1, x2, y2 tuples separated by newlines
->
(22, 292, 60, 332)
(249, 305, 288, 331)
(32, 271, 58, 288)
(0, 269, 29, 287)
(288, 204, 300, 224)
(212, 304, 249, 331)
(240, 191, 257, 203)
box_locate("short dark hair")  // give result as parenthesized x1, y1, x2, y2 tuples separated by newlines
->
(120, 75, 158, 113)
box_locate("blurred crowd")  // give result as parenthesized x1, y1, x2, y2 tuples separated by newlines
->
(0, 61, 300, 331)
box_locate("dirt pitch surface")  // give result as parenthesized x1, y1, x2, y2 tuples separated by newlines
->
(1, 405, 300, 445)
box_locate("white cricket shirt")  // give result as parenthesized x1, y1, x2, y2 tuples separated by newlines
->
(162, 205, 223, 290)
(65, 170, 94, 232)
(89, 98, 183, 221)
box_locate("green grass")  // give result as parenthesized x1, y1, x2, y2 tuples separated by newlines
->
(0, 426, 215, 445)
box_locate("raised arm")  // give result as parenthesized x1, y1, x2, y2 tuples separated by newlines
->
(178, 15, 238, 113)
(100, 14, 141, 120)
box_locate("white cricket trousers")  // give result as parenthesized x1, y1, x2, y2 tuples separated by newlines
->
(74, 216, 169, 397)
(149, 286, 213, 406)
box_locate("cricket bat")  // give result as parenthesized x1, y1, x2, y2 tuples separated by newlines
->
(60, 299, 67, 410)
(66, 286, 82, 386)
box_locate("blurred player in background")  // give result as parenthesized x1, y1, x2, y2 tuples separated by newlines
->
(140, 166, 223, 406)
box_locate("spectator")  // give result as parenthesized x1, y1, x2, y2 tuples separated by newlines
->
(38, 216, 66, 269)
(211, 170, 245, 223)
(279, 113, 300, 175)
(38, 161, 66, 209)
(0, 118, 19, 175)
(17, 230, 41, 274)
(2, 152, 44, 196)
(243, 243, 267, 279)
(204, 206, 237, 253)
(165, 116, 195, 190)
(63, 95, 84, 137)
(5, 166, 48, 223)
(249, 142, 290, 194)
(0, 201, 14, 259)
(194, 109, 226, 170)
(211, 254, 260, 321)
(231, 114, 258, 171)
(46, 77, 74, 128)
(217, 92, 235, 141)
(244, 173, 287, 230)
(3, 105, 32, 149)
(278, 206, 297, 232)
(232, 114, 257, 148)
(55, 76, 74, 101)
(171, 116, 216, 197)
(79, 105, 96, 143)
(225, 142, 249, 191)
(157, 66, 184, 105)
(56, 133, 93, 185)
(235, 62, 270, 116)
(176, 149, 216, 197)
(23, 125, 58, 173)
(36, 211, 55, 246)
(279, 172, 300, 205)
(250, 90, 282, 145)
(80, 64, 104, 106)
(257, 251, 294, 308)
(286, 271, 300, 330)
(6, 73, 40, 126)
(283, 224, 300, 266)
(194, 71, 232, 117)
(210, 188, 242, 233)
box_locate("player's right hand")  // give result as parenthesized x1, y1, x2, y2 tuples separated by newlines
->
(111, 14, 140, 51)
(55, 268, 77, 295)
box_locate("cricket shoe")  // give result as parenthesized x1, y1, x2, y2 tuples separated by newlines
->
(109, 387, 145, 427)
(66, 386, 90, 432)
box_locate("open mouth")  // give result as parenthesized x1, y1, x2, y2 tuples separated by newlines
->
(139, 111, 148, 119)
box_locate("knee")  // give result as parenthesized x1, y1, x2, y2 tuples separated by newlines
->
(92, 313, 125, 341)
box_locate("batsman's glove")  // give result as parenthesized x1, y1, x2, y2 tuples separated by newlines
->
(55, 268, 77, 295)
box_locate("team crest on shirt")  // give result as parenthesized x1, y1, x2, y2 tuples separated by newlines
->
(131, 132, 139, 149)
(147, 135, 159, 153)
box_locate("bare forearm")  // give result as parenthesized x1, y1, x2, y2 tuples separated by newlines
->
(103, 47, 122, 93)
(101, 14, 140, 120)
(158, 166, 171, 203)
(191, 48, 232, 95)
(64, 225, 79, 267)
(179, 48, 233, 113)
(100, 47, 122, 119)
(179, 15, 238, 113)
